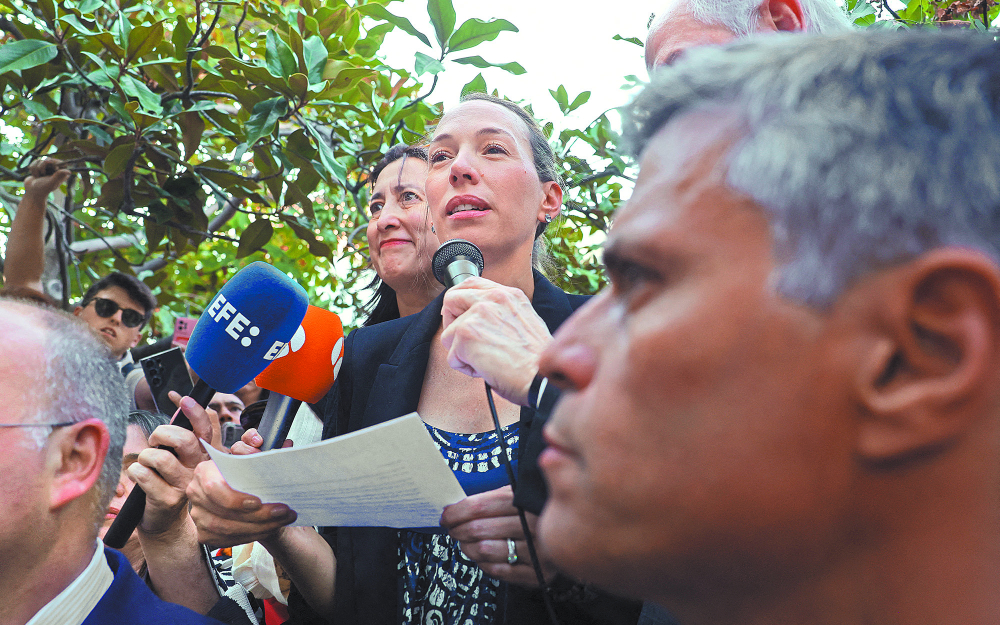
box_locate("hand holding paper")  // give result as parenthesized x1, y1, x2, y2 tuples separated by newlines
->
(201, 414, 467, 528)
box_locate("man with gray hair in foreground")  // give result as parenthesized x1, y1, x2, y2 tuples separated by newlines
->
(645, 0, 851, 69)
(0, 299, 223, 625)
(536, 31, 1000, 625)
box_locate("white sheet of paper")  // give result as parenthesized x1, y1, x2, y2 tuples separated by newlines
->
(203, 413, 467, 528)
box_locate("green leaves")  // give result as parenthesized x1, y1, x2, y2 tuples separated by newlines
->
(568, 91, 591, 113)
(237, 218, 274, 258)
(172, 17, 193, 60)
(266, 31, 297, 78)
(243, 97, 289, 150)
(461, 72, 487, 97)
(303, 35, 329, 84)
(357, 4, 431, 47)
(453, 55, 525, 75)
(549, 85, 569, 111)
(120, 75, 162, 115)
(126, 21, 164, 63)
(612, 34, 643, 47)
(0, 39, 58, 74)
(427, 0, 457, 47)
(448, 18, 517, 52)
(104, 143, 135, 179)
(415, 51, 445, 76)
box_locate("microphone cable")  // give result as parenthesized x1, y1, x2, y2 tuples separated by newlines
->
(485, 382, 561, 625)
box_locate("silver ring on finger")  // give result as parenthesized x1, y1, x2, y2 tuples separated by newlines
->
(507, 538, 518, 565)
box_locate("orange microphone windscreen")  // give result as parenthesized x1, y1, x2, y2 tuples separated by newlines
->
(254, 305, 345, 404)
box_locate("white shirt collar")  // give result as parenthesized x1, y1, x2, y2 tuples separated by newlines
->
(117, 350, 135, 371)
(26, 541, 114, 625)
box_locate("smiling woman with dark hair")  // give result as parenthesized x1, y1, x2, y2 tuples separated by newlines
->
(362, 143, 442, 326)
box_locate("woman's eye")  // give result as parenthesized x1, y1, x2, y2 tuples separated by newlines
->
(401, 191, 421, 203)
(429, 150, 451, 163)
(369, 201, 383, 215)
(484, 142, 507, 155)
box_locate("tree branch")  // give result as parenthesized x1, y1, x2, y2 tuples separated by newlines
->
(0, 14, 25, 40)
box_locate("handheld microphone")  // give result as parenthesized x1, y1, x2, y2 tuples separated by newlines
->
(432, 239, 484, 288)
(104, 262, 308, 549)
(254, 305, 345, 450)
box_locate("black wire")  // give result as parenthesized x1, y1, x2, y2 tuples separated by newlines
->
(485, 382, 561, 625)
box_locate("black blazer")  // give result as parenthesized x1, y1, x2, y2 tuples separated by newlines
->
(299, 273, 639, 625)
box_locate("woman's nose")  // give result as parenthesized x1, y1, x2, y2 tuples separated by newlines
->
(449, 153, 480, 186)
(377, 204, 403, 231)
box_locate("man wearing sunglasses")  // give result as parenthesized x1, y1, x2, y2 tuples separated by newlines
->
(3, 157, 156, 364)
(73, 273, 156, 362)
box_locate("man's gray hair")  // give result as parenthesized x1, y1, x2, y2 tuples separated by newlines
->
(625, 30, 1000, 308)
(5, 300, 128, 521)
(682, 0, 852, 36)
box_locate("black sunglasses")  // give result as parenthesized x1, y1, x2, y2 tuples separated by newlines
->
(87, 297, 146, 328)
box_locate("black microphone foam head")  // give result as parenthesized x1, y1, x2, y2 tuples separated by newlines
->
(432, 239, 485, 287)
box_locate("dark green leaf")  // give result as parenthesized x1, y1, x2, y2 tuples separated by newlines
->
(266, 31, 297, 78)
(127, 21, 164, 63)
(104, 143, 135, 179)
(460, 72, 486, 97)
(303, 120, 347, 185)
(414, 51, 445, 76)
(146, 216, 167, 243)
(243, 97, 288, 148)
(303, 36, 328, 84)
(59, 14, 99, 36)
(21, 99, 52, 120)
(612, 34, 644, 47)
(427, 0, 457, 48)
(172, 17, 193, 60)
(237, 218, 274, 258)
(115, 15, 131, 51)
(447, 18, 517, 53)
(0, 40, 58, 74)
(452, 55, 525, 75)
(356, 4, 431, 47)
(178, 111, 205, 161)
(120, 75, 162, 114)
(280, 213, 331, 258)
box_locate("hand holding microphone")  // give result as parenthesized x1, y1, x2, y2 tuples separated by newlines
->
(251, 305, 345, 451)
(436, 239, 553, 406)
(104, 262, 308, 549)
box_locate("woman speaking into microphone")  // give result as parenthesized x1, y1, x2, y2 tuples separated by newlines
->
(186, 95, 638, 624)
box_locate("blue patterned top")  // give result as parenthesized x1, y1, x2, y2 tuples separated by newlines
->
(398, 420, 519, 624)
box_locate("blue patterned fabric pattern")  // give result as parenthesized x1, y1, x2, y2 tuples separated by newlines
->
(398, 420, 519, 624)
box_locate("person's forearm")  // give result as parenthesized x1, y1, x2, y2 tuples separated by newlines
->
(139, 515, 221, 615)
(3, 195, 47, 290)
(260, 526, 337, 615)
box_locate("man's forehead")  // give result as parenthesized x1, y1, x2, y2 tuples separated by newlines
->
(0, 304, 46, 378)
(609, 110, 744, 245)
(645, 1, 736, 68)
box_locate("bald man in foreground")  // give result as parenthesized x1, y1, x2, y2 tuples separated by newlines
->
(0, 299, 224, 625)
(536, 31, 1000, 625)
(645, 0, 850, 69)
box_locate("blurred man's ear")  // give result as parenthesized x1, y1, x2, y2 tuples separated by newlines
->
(48, 418, 109, 511)
(758, 0, 805, 32)
(851, 249, 1000, 463)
